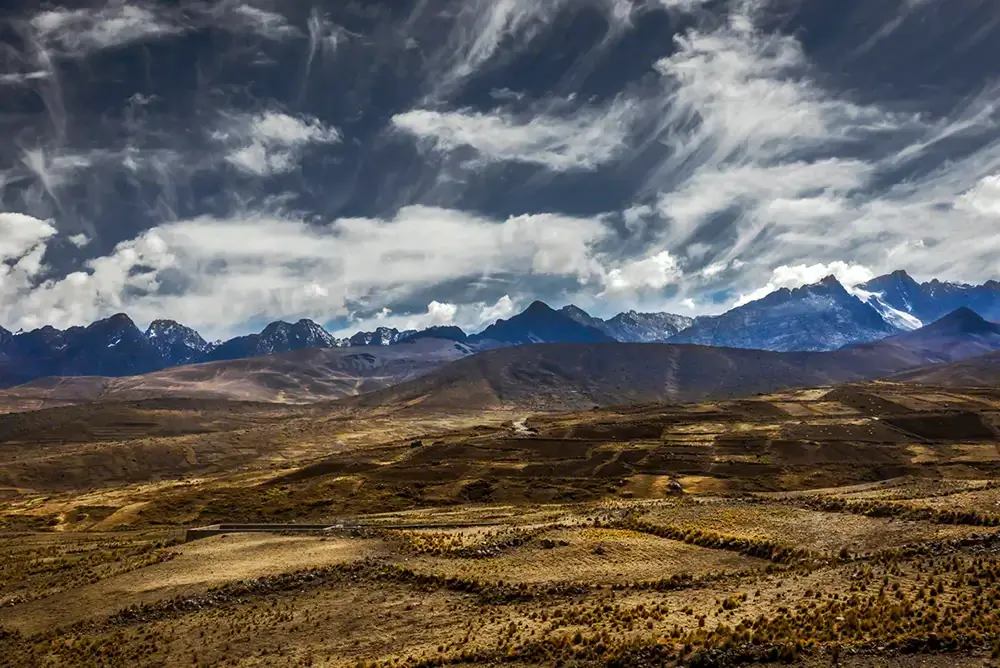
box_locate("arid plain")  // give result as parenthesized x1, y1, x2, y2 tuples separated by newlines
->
(3, 380, 1000, 666)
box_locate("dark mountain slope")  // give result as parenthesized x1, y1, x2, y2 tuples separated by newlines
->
(0, 339, 472, 411)
(846, 307, 1000, 362)
(668, 276, 898, 352)
(471, 301, 615, 345)
(892, 351, 1000, 387)
(861, 271, 1000, 324)
(350, 309, 1000, 411)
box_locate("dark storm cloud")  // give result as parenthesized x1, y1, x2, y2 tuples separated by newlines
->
(0, 0, 998, 336)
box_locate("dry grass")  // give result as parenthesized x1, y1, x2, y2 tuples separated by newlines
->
(3, 382, 1000, 666)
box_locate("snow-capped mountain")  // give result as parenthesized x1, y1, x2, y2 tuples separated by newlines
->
(348, 326, 414, 347)
(0, 314, 164, 386)
(559, 306, 693, 342)
(2, 270, 999, 388)
(207, 319, 347, 362)
(668, 275, 900, 352)
(603, 311, 694, 343)
(146, 319, 215, 366)
(859, 271, 1000, 324)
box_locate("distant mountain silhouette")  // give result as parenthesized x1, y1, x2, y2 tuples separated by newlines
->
(470, 301, 615, 345)
(560, 305, 692, 342)
(399, 326, 468, 343)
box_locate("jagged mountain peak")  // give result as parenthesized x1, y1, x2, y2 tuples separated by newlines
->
(399, 325, 468, 343)
(472, 300, 613, 345)
(560, 304, 593, 319)
(523, 300, 557, 315)
(91, 313, 140, 331)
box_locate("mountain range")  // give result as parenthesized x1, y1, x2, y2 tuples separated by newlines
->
(2, 306, 1000, 412)
(348, 307, 1000, 411)
(1, 270, 998, 389)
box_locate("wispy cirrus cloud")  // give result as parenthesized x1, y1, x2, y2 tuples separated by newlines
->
(2, 0, 1000, 337)
(623, 0, 1000, 306)
(392, 99, 637, 172)
(207, 2, 301, 40)
(28, 3, 186, 57)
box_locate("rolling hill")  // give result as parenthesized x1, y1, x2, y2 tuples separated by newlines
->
(349, 309, 1000, 411)
(892, 351, 1000, 387)
(0, 339, 472, 413)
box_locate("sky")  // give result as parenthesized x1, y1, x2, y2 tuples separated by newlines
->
(1, 0, 1000, 339)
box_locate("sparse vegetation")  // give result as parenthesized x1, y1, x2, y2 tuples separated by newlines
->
(3, 382, 1000, 666)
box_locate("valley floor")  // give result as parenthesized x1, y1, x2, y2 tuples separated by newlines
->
(2, 382, 1000, 666)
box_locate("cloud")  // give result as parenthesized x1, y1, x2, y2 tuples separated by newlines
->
(957, 174, 1000, 217)
(29, 4, 185, 57)
(1, 207, 609, 335)
(215, 112, 341, 176)
(0, 71, 50, 86)
(416, 0, 635, 99)
(478, 294, 517, 324)
(422, 0, 568, 97)
(335, 295, 519, 336)
(4, 0, 1000, 336)
(67, 233, 91, 248)
(336, 295, 517, 337)
(600, 250, 683, 296)
(656, 0, 715, 12)
(734, 261, 875, 307)
(0, 213, 56, 262)
(20, 149, 94, 193)
(622, 0, 1000, 303)
(657, 159, 872, 246)
(215, 4, 300, 40)
(392, 100, 636, 171)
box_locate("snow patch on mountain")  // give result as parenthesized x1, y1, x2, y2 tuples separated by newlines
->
(851, 288, 923, 331)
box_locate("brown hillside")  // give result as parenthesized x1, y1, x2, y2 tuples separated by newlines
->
(348, 335, 989, 411)
(892, 351, 1000, 387)
(0, 339, 471, 413)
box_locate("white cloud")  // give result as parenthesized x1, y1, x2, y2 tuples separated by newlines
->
(734, 261, 875, 307)
(216, 112, 341, 176)
(957, 174, 1000, 217)
(600, 250, 682, 296)
(333, 295, 520, 337)
(21, 149, 94, 193)
(222, 4, 300, 40)
(656, 0, 714, 12)
(420, 0, 635, 98)
(658, 159, 871, 245)
(0, 213, 56, 262)
(67, 234, 91, 248)
(425, 301, 459, 327)
(392, 100, 635, 171)
(1, 207, 608, 335)
(477, 295, 517, 324)
(30, 4, 184, 57)
(0, 71, 50, 86)
(621, 0, 1000, 300)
